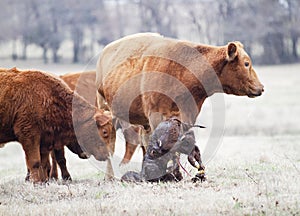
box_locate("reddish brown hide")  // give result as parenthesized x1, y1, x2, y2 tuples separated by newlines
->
(0, 68, 112, 183)
(96, 33, 264, 141)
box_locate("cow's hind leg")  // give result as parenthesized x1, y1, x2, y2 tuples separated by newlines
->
(50, 150, 58, 180)
(40, 152, 51, 181)
(53, 148, 72, 181)
(20, 136, 46, 183)
(120, 142, 138, 165)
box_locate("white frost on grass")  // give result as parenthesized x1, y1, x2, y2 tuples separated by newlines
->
(0, 62, 300, 215)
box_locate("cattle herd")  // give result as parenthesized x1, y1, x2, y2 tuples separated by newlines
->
(0, 33, 264, 184)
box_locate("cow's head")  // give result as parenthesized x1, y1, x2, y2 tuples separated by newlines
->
(74, 108, 113, 161)
(94, 109, 116, 155)
(218, 41, 264, 98)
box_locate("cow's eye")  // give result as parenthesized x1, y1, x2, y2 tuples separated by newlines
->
(245, 62, 250, 67)
(102, 129, 109, 138)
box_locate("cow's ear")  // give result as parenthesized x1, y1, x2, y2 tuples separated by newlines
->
(94, 112, 111, 127)
(227, 42, 238, 61)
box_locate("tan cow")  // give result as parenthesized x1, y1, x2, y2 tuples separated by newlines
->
(96, 33, 264, 146)
(0, 68, 112, 183)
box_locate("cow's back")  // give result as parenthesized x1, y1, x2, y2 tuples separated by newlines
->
(96, 33, 201, 126)
(60, 71, 96, 105)
(0, 69, 73, 133)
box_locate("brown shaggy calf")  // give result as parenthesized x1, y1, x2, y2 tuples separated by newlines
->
(0, 68, 112, 183)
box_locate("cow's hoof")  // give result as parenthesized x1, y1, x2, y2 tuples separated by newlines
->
(62, 175, 72, 181)
(78, 152, 90, 159)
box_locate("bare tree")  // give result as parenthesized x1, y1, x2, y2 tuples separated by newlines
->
(138, 0, 177, 37)
(286, 0, 300, 60)
(0, 0, 299, 65)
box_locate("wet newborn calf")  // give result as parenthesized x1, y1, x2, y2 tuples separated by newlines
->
(121, 117, 205, 183)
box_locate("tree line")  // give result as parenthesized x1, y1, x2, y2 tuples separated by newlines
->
(0, 0, 299, 65)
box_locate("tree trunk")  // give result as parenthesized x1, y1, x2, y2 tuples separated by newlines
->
(12, 39, 17, 61)
(72, 28, 83, 63)
(43, 46, 48, 64)
(21, 41, 27, 60)
(73, 43, 79, 63)
(262, 33, 285, 64)
(52, 48, 59, 63)
(292, 36, 298, 60)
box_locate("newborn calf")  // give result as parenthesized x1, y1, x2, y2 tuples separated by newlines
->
(121, 117, 205, 183)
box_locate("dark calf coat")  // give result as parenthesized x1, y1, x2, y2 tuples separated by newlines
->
(121, 117, 205, 182)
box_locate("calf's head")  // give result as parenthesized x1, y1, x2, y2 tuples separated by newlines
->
(75, 109, 113, 161)
(94, 110, 116, 155)
(218, 42, 264, 98)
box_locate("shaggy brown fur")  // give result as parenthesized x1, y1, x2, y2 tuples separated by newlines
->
(96, 32, 264, 139)
(0, 68, 112, 183)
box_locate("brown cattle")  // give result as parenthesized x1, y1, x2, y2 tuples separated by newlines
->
(0, 68, 112, 183)
(60, 71, 145, 166)
(96, 33, 264, 151)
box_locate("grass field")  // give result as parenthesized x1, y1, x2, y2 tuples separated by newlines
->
(0, 60, 299, 215)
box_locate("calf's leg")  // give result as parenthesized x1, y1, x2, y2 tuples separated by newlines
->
(50, 150, 58, 180)
(53, 148, 72, 181)
(40, 152, 51, 181)
(20, 136, 46, 183)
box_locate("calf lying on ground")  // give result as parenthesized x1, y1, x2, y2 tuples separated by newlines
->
(121, 117, 205, 182)
(0, 68, 112, 183)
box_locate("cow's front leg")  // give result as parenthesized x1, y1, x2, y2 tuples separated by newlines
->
(20, 136, 46, 183)
(53, 148, 71, 181)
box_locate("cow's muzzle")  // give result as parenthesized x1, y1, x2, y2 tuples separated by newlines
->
(248, 84, 264, 98)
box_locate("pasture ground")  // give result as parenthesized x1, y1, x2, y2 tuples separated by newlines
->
(0, 60, 299, 215)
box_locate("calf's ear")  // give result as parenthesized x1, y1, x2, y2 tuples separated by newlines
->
(94, 113, 111, 127)
(227, 42, 238, 61)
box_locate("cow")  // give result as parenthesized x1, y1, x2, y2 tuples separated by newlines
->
(96, 33, 264, 177)
(0, 68, 113, 183)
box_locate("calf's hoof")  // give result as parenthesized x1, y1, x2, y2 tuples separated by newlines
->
(191, 170, 206, 183)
